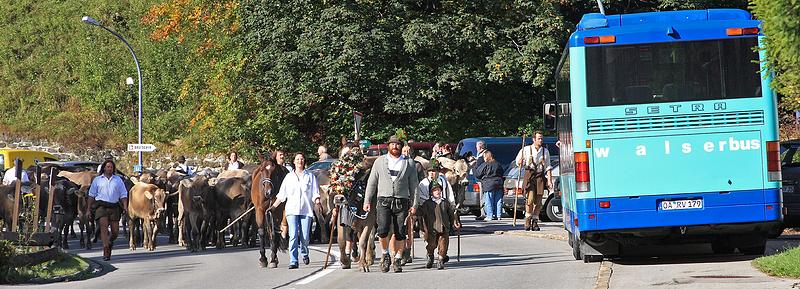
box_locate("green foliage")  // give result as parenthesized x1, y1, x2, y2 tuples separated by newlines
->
(753, 246, 800, 278)
(752, 0, 800, 106)
(0, 239, 16, 283)
(239, 0, 570, 153)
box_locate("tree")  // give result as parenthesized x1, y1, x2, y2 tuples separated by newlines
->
(752, 0, 800, 108)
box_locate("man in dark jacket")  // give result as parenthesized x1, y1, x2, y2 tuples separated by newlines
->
(474, 150, 504, 220)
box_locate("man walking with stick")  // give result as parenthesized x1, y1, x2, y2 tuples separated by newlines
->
(364, 135, 420, 273)
(515, 132, 553, 231)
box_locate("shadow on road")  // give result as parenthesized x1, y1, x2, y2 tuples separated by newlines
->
(459, 219, 562, 236)
(446, 252, 573, 269)
(612, 236, 800, 266)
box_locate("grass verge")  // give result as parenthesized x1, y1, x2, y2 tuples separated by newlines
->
(753, 246, 800, 278)
(9, 252, 90, 282)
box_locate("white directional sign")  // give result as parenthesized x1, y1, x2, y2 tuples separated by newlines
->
(128, 144, 156, 152)
(354, 111, 363, 140)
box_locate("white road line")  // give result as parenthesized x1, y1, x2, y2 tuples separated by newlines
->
(296, 268, 336, 285)
(294, 246, 341, 285)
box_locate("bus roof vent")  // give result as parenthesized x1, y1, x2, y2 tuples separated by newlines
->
(587, 110, 764, 134)
(577, 13, 609, 30)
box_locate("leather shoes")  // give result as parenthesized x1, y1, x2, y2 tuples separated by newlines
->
(380, 254, 391, 273)
(393, 258, 403, 273)
(288, 264, 298, 269)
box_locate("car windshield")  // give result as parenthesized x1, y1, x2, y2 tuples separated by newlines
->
(307, 160, 334, 171)
(781, 146, 800, 167)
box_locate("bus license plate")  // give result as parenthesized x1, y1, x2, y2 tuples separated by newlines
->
(660, 199, 703, 211)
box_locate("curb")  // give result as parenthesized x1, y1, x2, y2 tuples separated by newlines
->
(594, 260, 613, 289)
(26, 255, 104, 284)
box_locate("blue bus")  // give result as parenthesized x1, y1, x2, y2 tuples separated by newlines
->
(547, 9, 782, 262)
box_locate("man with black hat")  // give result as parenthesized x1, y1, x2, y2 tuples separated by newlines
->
(175, 155, 193, 176)
(419, 178, 460, 270)
(364, 135, 420, 273)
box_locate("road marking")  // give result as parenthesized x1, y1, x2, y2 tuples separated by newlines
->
(296, 268, 336, 285)
(594, 260, 613, 289)
(294, 246, 341, 285)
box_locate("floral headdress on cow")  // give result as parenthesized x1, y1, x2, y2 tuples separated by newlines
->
(329, 145, 365, 196)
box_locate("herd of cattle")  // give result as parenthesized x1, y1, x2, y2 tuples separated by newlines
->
(0, 156, 470, 266)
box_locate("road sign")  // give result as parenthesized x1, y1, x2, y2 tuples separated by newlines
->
(354, 111, 363, 140)
(127, 144, 156, 152)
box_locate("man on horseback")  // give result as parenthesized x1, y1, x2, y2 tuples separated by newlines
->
(364, 135, 420, 273)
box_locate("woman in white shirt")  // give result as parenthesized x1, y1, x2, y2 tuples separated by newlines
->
(272, 152, 321, 269)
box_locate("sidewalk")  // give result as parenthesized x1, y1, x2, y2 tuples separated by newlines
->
(459, 217, 568, 241)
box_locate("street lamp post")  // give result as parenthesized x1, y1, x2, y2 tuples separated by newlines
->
(82, 16, 143, 172)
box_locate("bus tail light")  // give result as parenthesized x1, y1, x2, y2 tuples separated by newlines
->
(575, 152, 590, 192)
(726, 27, 759, 36)
(584, 36, 616, 44)
(767, 141, 781, 182)
(599, 201, 610, 209)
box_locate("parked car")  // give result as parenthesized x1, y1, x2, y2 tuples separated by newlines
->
(502, 160, 561, 222)
(456, 136, 559, 220)
(780, 140, 800, 229)
(308, 158, 338, 190)
(0, 149, 58, 171)
(366, 141, 455, 159)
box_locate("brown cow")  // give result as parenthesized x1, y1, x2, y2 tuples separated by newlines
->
(0, 184, 16, 231)
(212, 170, 252, 249)
(128, 183, 167, 251)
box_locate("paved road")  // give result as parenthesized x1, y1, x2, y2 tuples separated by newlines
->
(18, 219, 597, 289)
(11, 219, 800, 288)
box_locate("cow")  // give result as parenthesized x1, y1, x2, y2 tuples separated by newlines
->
(178, 175, 215, 252)
(166, 169, 191, 245)
(212, 169, 253, 249)
(128, 182, 167, 251)
(0, 184, 16, 231)
(36, 174, 78, 249)
(57, 171, 97, 249)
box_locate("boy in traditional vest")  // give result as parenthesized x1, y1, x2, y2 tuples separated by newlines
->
(420, 179, 461, 269)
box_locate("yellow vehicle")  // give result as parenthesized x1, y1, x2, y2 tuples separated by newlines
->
(0, 149, 58, 171)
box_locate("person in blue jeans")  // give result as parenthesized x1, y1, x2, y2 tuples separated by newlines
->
(272, 152, 321, 269)
(475, 151, 504, 220)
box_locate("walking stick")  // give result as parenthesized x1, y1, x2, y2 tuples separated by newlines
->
(513, 134, 525, 227)
(323, 206, 338, 269)
(456, 211, 461, 262)
(407, 214, 414, 261)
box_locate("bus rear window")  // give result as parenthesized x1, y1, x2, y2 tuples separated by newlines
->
(585, 37, 761, 107)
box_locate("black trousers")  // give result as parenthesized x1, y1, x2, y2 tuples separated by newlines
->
(376, 197, 409, 241)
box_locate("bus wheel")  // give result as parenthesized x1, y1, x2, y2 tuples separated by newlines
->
(545, 196, 563, 222)
(711, 241, 735, 254)
(569, 232, 582, 260)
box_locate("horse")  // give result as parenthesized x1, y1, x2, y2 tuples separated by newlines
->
(335, 167, 378, 272)
(251, 158, 288, 268)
